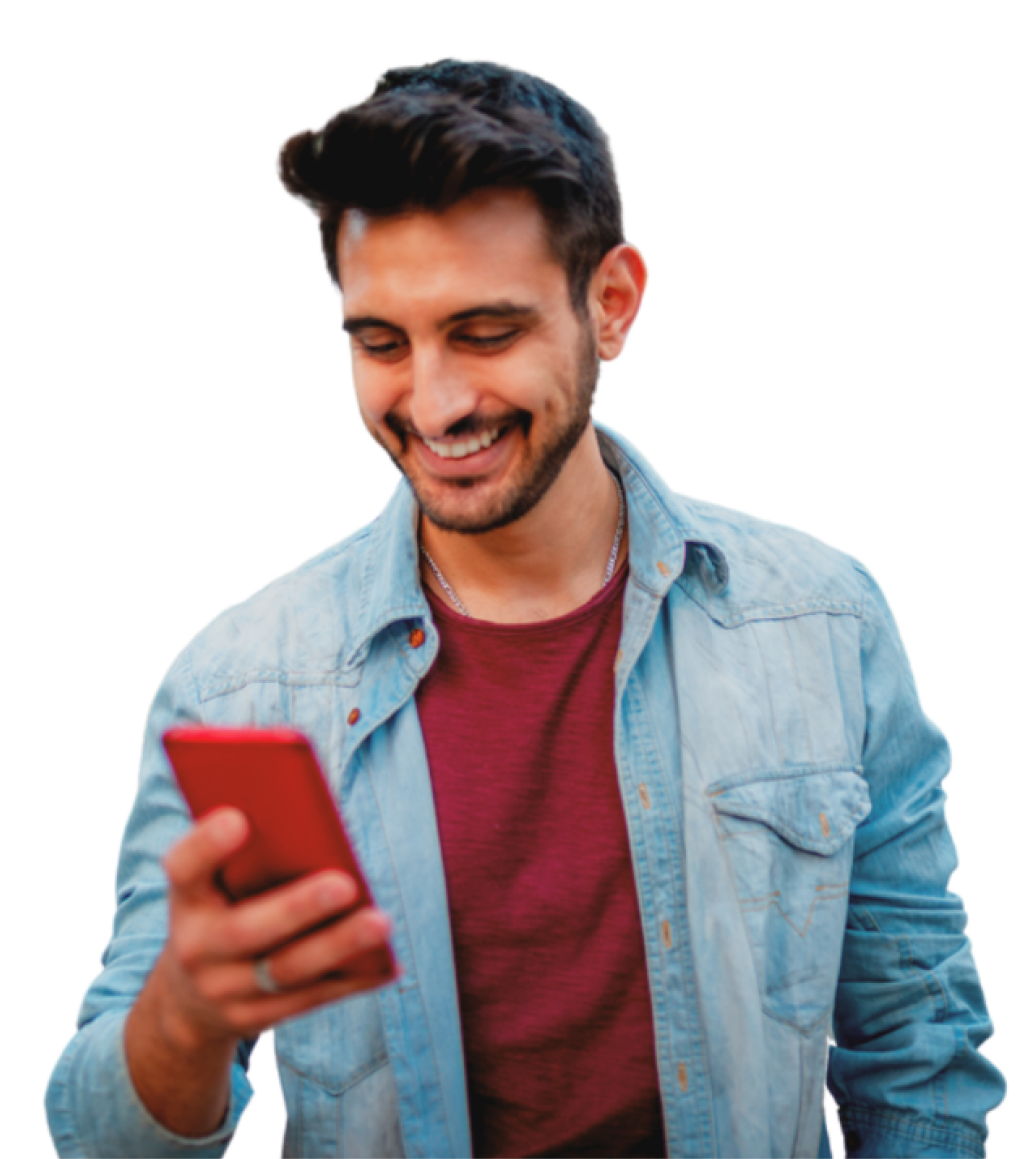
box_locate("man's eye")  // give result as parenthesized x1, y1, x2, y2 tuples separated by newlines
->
(459, 330, 518, 348)
(353, 329, 517, 357)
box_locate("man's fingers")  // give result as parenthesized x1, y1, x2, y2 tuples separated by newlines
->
(204, 870, 358, 960)
(163, 809, 249, 898)
(183, 908, 391, 1004)
(262, 908, 392, 990)
(219, 969, 392, 1040)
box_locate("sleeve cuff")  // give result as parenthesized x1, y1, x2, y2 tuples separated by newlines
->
(838, 1104, 985, 1158)
(46, 1007, 253, 1158)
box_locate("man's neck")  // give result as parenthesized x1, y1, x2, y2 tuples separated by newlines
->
(418, 426, 625, 624)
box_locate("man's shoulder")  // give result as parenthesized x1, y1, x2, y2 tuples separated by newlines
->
(180, 520, 381, 700)
(671, 491, 869, 626)
(604, 427, 869, 621)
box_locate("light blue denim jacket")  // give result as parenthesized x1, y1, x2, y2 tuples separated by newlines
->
(47, 428, 1003, 1158)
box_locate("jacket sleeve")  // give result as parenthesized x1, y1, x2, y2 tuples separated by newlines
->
(45, 647, 255, 1158)
(826, 565, 1005, 1158)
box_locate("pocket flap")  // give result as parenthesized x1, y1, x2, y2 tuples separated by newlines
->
(710, 770, 871, 856)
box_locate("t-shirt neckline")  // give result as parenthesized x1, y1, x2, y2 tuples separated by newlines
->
(423, 560, 629, 636)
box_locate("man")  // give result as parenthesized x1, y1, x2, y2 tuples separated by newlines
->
(47, 60, 1002, 1158)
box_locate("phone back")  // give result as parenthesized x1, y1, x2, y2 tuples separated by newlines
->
(163, 726, 368, 905)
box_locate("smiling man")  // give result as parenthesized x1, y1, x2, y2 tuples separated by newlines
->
(338, 184, 638, 624)
(47, 61, 1002, 1159)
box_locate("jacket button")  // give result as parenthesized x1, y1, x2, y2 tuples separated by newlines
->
(409, 628, 426, 648)
(661, 920, 672, 949)
(819, 812, 831, 838)
(639, 784, 652, 810)
(677, 1062, 688, 1092)
(657, 561, 671, 577)
(347, 708, 361, 726)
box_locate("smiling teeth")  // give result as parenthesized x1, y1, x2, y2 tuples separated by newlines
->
(424, 427, 501, 459)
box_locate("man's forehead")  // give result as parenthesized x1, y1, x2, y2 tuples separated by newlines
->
(336, 192, 561, 305)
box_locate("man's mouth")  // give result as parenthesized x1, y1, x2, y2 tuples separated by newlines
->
(420, 424, 508, 460)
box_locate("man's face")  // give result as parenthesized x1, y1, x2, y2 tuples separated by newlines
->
(338, 189, 599, 534)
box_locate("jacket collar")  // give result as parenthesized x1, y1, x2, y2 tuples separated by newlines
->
(345, 424, 730, 668)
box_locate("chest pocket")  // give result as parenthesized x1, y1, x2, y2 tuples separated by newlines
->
(710, 769, 871, 1031)
(275, 988, 389, 1095)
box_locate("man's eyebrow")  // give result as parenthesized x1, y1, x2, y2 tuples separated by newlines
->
(342, 302, 539, 336)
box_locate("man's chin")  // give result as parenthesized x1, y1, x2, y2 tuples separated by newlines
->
(412, 476, 536, 536)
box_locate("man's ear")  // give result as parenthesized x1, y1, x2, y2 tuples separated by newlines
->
(590, 244, 648, 361)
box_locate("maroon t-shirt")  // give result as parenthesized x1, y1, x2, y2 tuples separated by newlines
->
(415, 566, 666, 1158)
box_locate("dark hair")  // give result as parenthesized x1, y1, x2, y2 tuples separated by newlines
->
(279, 60, 624, 314)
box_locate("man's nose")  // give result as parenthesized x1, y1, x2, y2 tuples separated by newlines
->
(407, 345, 481, 439)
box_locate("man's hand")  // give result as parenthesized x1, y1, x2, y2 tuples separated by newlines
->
(125, 807, 393, 1138)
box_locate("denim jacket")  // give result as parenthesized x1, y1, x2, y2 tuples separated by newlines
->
(46, 428, 1003, 1158)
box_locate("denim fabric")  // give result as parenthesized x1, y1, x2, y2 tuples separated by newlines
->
(46, 427, 1003, 1157)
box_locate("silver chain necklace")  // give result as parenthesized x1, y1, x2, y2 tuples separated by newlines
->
(419, 473, 626, 618)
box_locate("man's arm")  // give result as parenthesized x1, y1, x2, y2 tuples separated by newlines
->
(47, 647, 242, 1159)
(45, 647, 391, 1158)
(125, 808, 389, 1139)
(827, 566, 1005, 1158)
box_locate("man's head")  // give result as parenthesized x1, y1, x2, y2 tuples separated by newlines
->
(336, 186, 629, 535)
(280, 60, 624, 317)
(280, 61, 644, 535)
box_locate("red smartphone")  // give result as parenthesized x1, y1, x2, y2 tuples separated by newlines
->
(162, 725, 396, 981)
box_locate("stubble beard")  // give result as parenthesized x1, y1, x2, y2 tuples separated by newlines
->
(386, 323, 601, 536)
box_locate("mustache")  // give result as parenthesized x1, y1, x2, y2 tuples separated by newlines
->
(384, 412, 528, 443)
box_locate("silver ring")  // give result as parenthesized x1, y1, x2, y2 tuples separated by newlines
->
(253, 956, 282, 995)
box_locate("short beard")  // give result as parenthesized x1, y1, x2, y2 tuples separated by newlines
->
(390, 323, 600, 536)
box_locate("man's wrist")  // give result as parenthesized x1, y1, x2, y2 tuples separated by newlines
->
(125, 953, 237, 1138)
